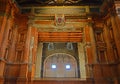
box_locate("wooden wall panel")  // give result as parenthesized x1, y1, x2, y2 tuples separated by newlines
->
(4, 64, 20, 80)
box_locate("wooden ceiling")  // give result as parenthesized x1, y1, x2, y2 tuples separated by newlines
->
(38, 32, 83, 42)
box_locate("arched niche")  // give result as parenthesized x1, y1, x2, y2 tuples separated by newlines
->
(43, 53, 78, 78)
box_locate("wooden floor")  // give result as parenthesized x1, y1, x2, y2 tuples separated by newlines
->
(33, 78, 92, 84)
(34, 78, 86, 80)
(4, 78, 115, 84)
(31, 78, 113, 84)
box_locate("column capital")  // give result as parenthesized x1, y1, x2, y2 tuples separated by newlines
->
(28, 21, 34, 27)
(28, 15, 35, 26)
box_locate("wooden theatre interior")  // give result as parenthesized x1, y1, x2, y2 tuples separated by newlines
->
(0, 0, 120, 84)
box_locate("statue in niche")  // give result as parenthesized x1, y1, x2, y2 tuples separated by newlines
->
(48, 43, 54, 50)
(66, 42, 73, 50)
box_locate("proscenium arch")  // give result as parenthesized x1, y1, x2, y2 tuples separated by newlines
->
(43, 53, 80, 78)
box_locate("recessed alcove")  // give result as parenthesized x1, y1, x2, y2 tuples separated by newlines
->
(35, 42, 86, 79)
(43, 53, 78, 78)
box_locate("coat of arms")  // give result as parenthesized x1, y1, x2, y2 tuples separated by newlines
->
(55, 14, 65, 26)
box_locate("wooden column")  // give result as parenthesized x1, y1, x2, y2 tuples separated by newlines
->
(17, 24, 32, 84)
(84, 25, 92, 64)
(110, 14, 120, 60)
(88, 23, 97, 63)
(0, 1, 12, 83)
(114, 13, 120, 35)
(30, 27, 38, 80)
(0, 1, 11, 57)
(84, 24, 93, 79)
(113, 3, 120, 81)
(110, 12, 120, 83)
(85, 23, 97, 64)
(103, 23, 115, 63)
(0, 16, 8, 49)
(77, 43, 86, 79)
(114, 15, 120, 58)
(0, 18, 12, 59)
(35, 43, 43, 78)
(0, 0, 9, 48)
(0, 5, 11, 84)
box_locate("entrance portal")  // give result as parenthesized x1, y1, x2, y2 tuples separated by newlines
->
(43, 53, 78, 78)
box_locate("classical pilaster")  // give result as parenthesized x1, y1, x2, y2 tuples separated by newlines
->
(84, 24, 94, 79)
(84, 24, 92, 64)
(111, 7, 120, 82)
(30, 27, 38, 80)
(103, 23, 115, 63)
(77, 43, 86, 79)
(0, 1, 11, 58)
(84, 23, 97, 64)
(110, 12, 120, 60)
(24, 25, 32, 63)
(35, 43, 43, 78)
(88, 22, 97, 63)
(0, 0, 11, 49)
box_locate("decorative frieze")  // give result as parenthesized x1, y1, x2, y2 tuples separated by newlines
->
(31, 7, 86, 15)
(21, 6, 102, 15)
(32, 18, 85, 32)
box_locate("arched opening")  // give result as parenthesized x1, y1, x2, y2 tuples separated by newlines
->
(43, 53, 78, 78)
